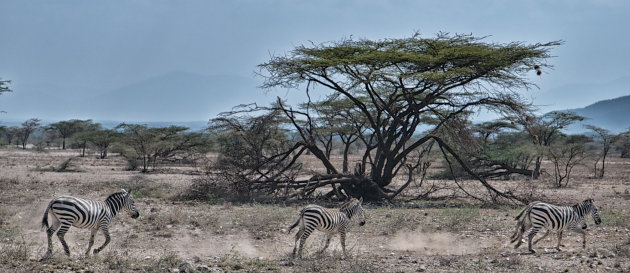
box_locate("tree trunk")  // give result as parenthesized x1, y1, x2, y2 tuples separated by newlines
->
(342, 141, 351, 173)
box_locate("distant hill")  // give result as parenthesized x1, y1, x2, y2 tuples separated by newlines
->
(561, 94, 630, 134)
(534, 76, 630, 113)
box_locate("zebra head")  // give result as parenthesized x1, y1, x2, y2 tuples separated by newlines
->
(121, 189, 140, 219)
(342, 197, 366, 226)
(585, 199, 601, 225)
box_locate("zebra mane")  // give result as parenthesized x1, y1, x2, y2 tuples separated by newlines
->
(104, 191, 129, 214)
(340, 198, 359, 210)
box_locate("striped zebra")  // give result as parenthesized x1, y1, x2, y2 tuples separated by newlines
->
(288, 197, 366, 259)
(41, 189, 140, 258)
(510, 199, 601, 253)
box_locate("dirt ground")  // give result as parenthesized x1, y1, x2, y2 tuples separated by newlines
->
(0, 149, 629, 272)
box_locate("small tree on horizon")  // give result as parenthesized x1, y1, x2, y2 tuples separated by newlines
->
(17, 118, 41, 149)
(48, 119, 94, 150)
(586, 125, 619, 178)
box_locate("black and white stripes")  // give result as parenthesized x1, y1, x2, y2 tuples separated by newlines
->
(288, 197, 366, 258)
(510, 199, 601, 253)
(41, 189, 140, 258)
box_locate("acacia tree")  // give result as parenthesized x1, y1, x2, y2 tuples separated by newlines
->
(80, 129, 120, 159)
(4, 126, 19, 147)
(505, 111, 584, 179)
(17, 118, 41, 149)
(117, 124, 210, 172)
(586, 125, 618, 178)
(547, 135, 589, 187)
(70, 120, 102, 156)
(252, 33, 560, 202)
(48, 119, 93, 149)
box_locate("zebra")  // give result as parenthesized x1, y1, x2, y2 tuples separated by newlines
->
(510, 199, 601, 253)
(41, 189, 140, 258)
(288, 197, 366, 259)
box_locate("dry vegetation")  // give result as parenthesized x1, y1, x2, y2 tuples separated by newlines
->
(1, 148, 629, 272)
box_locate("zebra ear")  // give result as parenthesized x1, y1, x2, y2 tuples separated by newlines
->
(358, 197, 363, 203)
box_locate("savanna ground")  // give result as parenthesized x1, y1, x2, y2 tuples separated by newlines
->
(0, 149, 629, 272)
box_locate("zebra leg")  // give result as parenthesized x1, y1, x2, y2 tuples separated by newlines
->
(318, 234, 333, 254)
(292, 228, 304, 258)
(527, 228, 541, 253)
(85, 229, 98, 256)
(93, 226, 110, 255)
(532, 229, 550, 245)
(56, 224, 72, 256)
(296, 229, 312, 259)
(43, 219, 61, 259)
(570, 223, 587, 249)
(340, 231, 347, 259)
(555, 231, 563, 251)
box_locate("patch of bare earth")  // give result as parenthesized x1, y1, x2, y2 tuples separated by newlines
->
(0, 149, 629, 272)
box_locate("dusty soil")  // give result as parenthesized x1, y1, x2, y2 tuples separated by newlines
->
(0, 149, 629, 272)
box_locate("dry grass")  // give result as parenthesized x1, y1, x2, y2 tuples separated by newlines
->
(0, 148, 629, 272)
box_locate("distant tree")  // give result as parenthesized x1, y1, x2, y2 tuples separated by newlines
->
(4, 126, 20, 147)
(505, 111, 584, 179)
(615, 130, 630, 158)
(547, 135, 589, 187)
(310, 96, 368, 174)
(17, 118, 41, 149)
(0, 126, 6, 144)
(75, 129, 119, 159)
(117, 124, 210, 172)
(70, 120, 103, 156)
(48, 119, 93, 149)
(586, 125, 618, 178)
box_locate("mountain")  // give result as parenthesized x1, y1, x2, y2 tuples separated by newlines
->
(534, 76, 630, 114)
(561, 94, 630, 134)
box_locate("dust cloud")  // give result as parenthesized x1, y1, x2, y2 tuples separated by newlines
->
(387, 231, 486, 255)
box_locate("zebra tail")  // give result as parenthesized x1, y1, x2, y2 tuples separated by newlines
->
(510, 202, 535, 241)
(514, 205, 528, 221)
(514, 201, 540, 220)
(287, 218, 300, 233)
(287, 209, 305, 233)
(41, 200, 54, 230)
(510, 203, 534, 243)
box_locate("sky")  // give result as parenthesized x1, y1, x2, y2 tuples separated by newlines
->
(1, 0, 629, 122)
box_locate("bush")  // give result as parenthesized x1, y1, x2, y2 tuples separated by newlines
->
(176, 173, 267, 203)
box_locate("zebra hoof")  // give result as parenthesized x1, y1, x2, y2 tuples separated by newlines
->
(41, 252, 53, 261)
(529, 249, 536, 254)
(93, 249, 100, 255)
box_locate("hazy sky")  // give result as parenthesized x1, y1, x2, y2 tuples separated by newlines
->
(1, 0, 629, 122)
